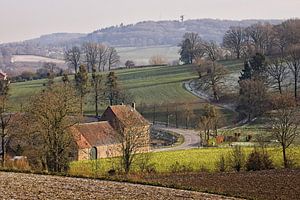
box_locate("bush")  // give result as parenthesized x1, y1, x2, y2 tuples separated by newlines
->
(216, 155, 227, 172)
(107, 168, 116, 176)
(169, 161, 193, 173)
(246, 150, 274, 171)
(4, 158, 31, 171)
(229, 146, 244, 172)
(136, 153, 156, 174)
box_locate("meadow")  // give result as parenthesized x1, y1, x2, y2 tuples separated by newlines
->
(117, 45, 180, 65)
(69, 146, 300, 177)
(9, 60, 244, 126)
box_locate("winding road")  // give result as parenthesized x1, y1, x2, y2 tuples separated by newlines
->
(152, 79, 243, 152)
(152, 124, 200, 152)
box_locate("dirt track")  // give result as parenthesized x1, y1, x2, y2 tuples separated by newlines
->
(0, 172, 240, 200)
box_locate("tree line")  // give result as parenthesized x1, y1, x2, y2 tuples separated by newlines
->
(64, 42, 120, 73)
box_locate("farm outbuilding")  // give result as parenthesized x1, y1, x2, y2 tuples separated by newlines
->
(71, 104, 150, 160)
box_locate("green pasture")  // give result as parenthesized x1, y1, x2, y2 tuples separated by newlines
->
(9, 60, 243, 126)
(69, 146, 300, 176)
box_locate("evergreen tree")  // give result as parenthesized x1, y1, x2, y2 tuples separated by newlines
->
(105, 72, 120, 105)
(179, 39, 193, 64)
(239, 53, 266, 82)
(75, 65, 89, 115)
(91, 73, 104, 118)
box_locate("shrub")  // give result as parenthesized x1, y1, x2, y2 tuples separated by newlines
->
(4, 158, 31, 171)
(135, 153, 156, 174)
(169, 161, 193, 173)
(246, 150, 274, 171)
(229, 146, 244, 172)
(216, 155, 227, 172)
(107, 168, 116, 176)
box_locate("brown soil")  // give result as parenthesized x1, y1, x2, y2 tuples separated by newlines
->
(135, 169, 300, 200)
(0, 172, 239, 200)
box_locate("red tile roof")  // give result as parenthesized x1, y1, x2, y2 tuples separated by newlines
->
(108, 105, 149, 127)
(71, 121, 118, 149)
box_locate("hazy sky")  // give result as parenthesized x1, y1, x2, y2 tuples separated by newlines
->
(0, 0, 299, 43)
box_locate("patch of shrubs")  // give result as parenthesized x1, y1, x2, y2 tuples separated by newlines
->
(245, 150, 274, 171)
(216, 155, 226, 172)
(229, 145, 245, 172)
(169, 161, 193, 173)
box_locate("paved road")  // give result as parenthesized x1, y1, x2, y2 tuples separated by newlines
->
(152, 125, 201, 152)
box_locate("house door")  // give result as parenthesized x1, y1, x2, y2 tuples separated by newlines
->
(90, 146, 98, 160)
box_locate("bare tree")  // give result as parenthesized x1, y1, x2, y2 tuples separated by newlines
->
(24, 83, 80, 172)
(97, 44, 108, 72)
(273, 23, 290, 56)
(266, 58, 289, 94)
(238, 79, 268, 121)
(114, 112, 150, 174)
(83, 42, 99, 73)
(271, 95, 299, 168)
(179, 32, 204, 64)
(197, 60, 228, 101)
(285, 45, 300, 100)
(149, 55, 167, 65)
(245, 23, 275, 55)
(281, 19, 300, 46)
(223, 26, 246, 59)
(64, 46, 81, 74)
(0, 79, 10, 167)
(182, 103, 195, 129)
(197, 104, 220, 146)
(43, 62, 57, 86)
(202, 41, 222, 62)
(107, 47, 120, 71)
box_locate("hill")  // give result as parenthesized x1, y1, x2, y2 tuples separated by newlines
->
(83, 19, 282, 47)
(2, 18, 282, 49)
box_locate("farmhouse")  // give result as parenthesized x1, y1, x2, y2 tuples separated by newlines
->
(71, 104, 150, 160)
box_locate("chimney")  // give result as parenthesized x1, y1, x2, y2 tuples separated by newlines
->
(131, 102, 136, 110)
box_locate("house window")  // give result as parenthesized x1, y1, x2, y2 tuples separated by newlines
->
(90, 146, 98, 160)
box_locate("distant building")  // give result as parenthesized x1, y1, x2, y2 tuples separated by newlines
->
(71, 104, 150, 160)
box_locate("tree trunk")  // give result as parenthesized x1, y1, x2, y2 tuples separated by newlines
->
(282, 144, 288, 168)
(278, 79, 282, 94)
(95, 93, 98, 117)
(294, 74, 298, 100)
(153, 105, 156, 124)
(80, 95, 83, 116)
(1, 135, 4, 167)
(175, 108, 178, 128)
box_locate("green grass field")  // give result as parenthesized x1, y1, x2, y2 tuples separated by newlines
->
(117, 45, 180, 65)
(69, 146, 300, 176)
(9, 61, 244, 126)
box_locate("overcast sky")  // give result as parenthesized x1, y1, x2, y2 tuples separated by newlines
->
(0, 0, 299, 43)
